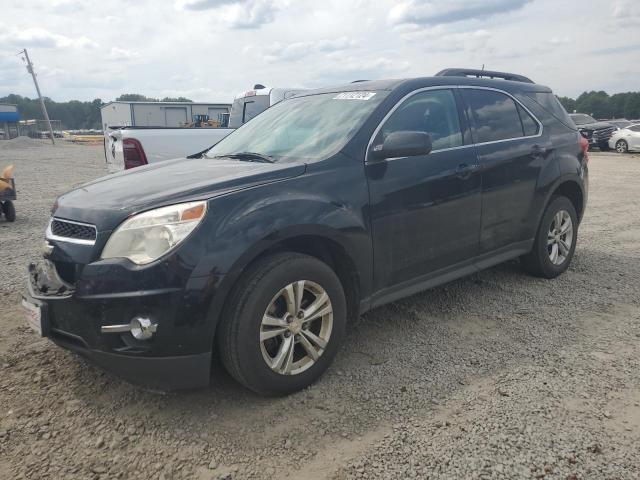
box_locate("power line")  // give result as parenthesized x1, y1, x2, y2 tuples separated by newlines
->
(18, 49, 55, 145)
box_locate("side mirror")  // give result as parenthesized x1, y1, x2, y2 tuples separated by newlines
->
(371, 131, 432, 160)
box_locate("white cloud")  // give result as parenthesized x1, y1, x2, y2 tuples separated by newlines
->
(253, 37, 356, 62)
(0, 0, 637, 103)
(107, 47, 140, 60)
(400, 26, 491, 53)
(175, 0, 278, 28)
(610, 0, 640, 27)
(0, 26, 98, 49)
(389, 0, 531, 26)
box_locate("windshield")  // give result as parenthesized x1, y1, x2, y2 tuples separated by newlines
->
(206, 91, 388, 161)
(570, 114, 597, 126)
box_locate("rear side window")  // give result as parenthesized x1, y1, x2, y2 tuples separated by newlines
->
(380, 89, 463, 150)
(463, 89, 525, 143)
(517, 103, 540, 136)
(525, 92, 574, 127)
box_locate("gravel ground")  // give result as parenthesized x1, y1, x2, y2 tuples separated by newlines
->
(0, 138, 639, 479)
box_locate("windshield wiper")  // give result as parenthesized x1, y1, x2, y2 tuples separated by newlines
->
(217, 152, 275, 163)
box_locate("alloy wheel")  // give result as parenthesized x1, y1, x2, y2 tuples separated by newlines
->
(547, 210, 573, 265)
(616, 140, 628, 153)
(259, 280, 333, 375)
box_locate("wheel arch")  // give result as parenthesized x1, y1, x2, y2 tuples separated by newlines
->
(550, 179, 584, 221)
(205, 226, 367, 349)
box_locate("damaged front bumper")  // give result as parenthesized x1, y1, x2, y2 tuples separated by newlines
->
(23, 259, 213, 391)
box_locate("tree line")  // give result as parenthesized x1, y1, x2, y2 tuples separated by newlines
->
(557, 91, 640, 119)
(3, 90, 640, 131)
(0, 94, 193, 130)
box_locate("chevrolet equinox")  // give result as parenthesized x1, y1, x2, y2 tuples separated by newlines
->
(23, 69, 588, 395)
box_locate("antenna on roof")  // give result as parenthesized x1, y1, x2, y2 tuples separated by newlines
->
(481, 64, 485, 71)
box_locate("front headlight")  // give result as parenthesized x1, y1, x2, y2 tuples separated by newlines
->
(101, 201, 207, 265)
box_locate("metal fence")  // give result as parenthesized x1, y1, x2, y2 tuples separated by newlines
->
(18, 120, 64, 140)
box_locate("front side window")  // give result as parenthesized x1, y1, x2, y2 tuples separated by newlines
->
(629, 125, 640, 132)
(379, 89, 463, 151)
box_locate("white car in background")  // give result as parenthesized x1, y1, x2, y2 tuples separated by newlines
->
(609, 124, 640, 153)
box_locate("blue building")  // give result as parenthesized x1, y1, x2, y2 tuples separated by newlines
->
(0, 104, 20, 139)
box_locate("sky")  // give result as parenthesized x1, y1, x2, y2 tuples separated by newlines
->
(0, 0, 639, 103)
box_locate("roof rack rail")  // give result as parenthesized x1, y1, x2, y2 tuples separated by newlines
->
(435, 68, 534, 84)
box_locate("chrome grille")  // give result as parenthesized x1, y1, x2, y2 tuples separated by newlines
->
(49, 218, 97, 243)
(593, 127, 615, 141)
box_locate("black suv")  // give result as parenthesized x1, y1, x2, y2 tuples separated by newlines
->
(23, 69, 588, 395)
(568, 113, 615, 150)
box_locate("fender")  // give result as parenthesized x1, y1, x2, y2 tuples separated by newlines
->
(195, 180, 373, 346)
(535, 172, 586, 230)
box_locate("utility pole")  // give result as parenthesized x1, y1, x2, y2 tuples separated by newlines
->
(20, 49, 55, 145)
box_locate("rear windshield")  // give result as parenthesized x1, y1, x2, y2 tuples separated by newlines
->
(206, 91, 388, 162)
(569, 113, 597, 126)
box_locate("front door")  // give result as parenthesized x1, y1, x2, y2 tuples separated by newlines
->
(366, 88, 482, 293)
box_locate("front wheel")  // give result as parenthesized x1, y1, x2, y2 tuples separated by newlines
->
(615, 139, 629, 153)
(521, 196, 578, 278)
(217, 252, 346, 396)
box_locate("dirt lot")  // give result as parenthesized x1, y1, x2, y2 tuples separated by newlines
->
(0, 138, 639, 479)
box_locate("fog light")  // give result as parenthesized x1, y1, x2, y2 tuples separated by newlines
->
(130, 317, 157, 340)
(101, 316, 157, 340)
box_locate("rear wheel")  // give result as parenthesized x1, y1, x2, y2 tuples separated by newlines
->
(1, 201, 15, 222)
(521, 196, 578, 278)
(615, 139, 629, 153)
(217, 252, 346, 396)
(598, 142, 610, 151)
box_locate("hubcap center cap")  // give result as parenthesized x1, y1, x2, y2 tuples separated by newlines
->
(289, 319, 303, 335)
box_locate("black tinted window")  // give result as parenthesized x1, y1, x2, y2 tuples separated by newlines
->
(526, 92, 573, 126)
(464, 89, 524, 143)
(380, 89, 463, 150)
(630, 125, 640, 132)
(517, 103, 539, 136)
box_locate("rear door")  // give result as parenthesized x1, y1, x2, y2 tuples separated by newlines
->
(460, 87, 548, 254)
(366, 88, 482, 292)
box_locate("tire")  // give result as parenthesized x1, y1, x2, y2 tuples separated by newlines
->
(615, 139, 629, 154)
(1, 201, 15, 222)
(217, 252, 347, 396)
(598, 142, 610, 151)
(521, 196, 578, 279)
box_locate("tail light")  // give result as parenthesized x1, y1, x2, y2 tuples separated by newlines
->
(579, 134, 589, 163)
(123, 138, 148, 170)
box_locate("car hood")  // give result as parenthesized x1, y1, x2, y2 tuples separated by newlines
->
(53, 157, 306, 231)
(575, 121, 613, 131)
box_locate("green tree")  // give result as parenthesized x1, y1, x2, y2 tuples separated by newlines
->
(575, 91, 611, 118)
(160, 97, 193, 102)
(116, 93, 154, 101)
(557, 96, 576, 113)
(624, 93, 640, 119)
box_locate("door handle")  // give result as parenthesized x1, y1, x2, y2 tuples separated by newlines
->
(455, 163, 478, 179)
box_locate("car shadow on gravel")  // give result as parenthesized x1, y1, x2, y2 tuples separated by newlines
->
(54, 246, 637, 433)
